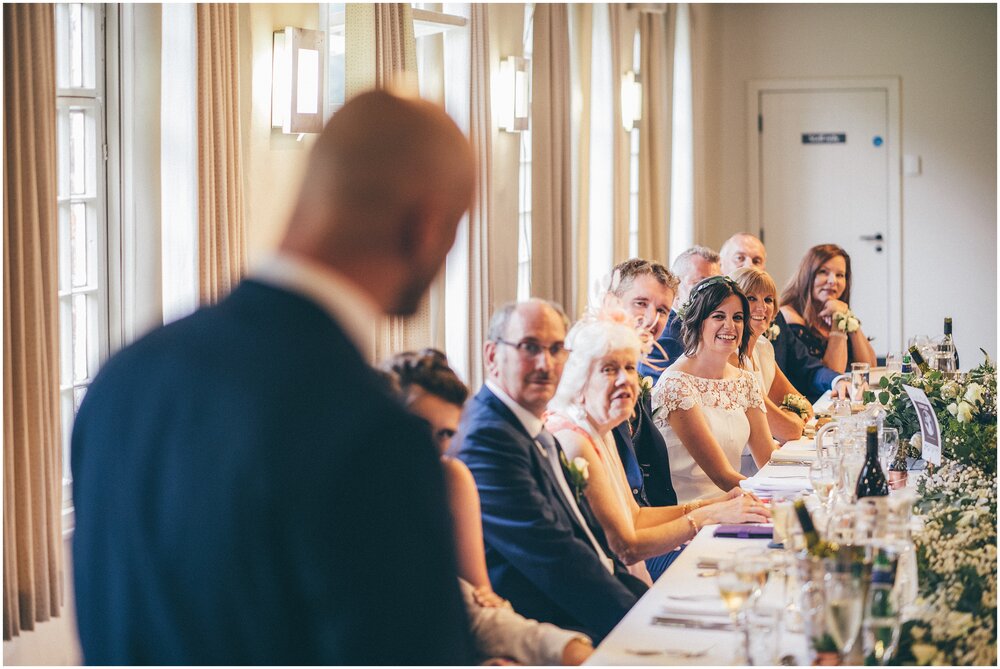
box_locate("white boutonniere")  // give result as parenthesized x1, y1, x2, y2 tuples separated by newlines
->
(832, 309, 861, 334)
(765, 322, 780, 341)
(638, 375, 654, 403)
(559, 451, 590, 503)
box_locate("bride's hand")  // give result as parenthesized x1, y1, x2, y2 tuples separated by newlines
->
(702, 492, 771, 524)
(472, 585, 511, 609)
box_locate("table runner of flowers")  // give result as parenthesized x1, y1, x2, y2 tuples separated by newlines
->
(877, 352, 997, 665)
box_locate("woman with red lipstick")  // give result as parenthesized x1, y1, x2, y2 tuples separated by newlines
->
(778, 244, 877, 373)
(651, 277, 778, 503)
(547, 301, 769, 582)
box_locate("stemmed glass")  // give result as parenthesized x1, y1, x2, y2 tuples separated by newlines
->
(879, 428, 899, 474)
(716, 557, 756, 664)
(809, 460, 838, 524)
(824, 571, 865, 662)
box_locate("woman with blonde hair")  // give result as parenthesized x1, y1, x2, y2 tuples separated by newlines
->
(546, 301, 769, 582)
(778, 244, 877, 373)
(729, 266, 809, 442)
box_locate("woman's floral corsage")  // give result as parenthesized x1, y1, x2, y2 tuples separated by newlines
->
(765, 322, 780, 341)
(831, 308, 861, 334)
(559, 451, 590, 503)
(780, 393, 811, 420)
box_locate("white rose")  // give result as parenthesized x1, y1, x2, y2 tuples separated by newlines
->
(956, 401, 974, 423)
(573, 457, 590, 481)
(947, 402, 959, 417)
(963, 382, 984, 404)
(940, 382, 960, 400)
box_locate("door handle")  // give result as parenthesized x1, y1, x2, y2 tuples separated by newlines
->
(860, 233, 884, 242)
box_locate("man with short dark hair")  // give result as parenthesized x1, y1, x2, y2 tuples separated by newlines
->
(639, 246, 721, 383)
(72, 91, 475, 664)
(609, 259, 679, 512)
(456, 300, 646, 643)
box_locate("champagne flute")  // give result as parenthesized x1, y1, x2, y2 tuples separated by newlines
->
(717, 558, 755, 664)
(809, 460, 838, 519)
(825, 572, 864, 661)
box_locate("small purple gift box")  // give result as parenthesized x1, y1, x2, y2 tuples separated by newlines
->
(712, 524, 773, 539)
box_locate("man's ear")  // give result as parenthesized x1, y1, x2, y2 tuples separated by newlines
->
(483, 340, 498, 377)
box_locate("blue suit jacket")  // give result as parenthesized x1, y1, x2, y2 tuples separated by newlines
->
(613, 396, 678, 507)
(639, 310, 685, 384)
(772, 312, 840, 402)
(71, 280, 471, 665)
(455, 387, 646, 642)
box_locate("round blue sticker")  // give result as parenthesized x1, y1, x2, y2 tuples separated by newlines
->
(873, 136, 884, 147)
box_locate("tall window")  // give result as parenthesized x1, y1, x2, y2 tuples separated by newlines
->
(55, 3, 109, 515)
(669, 3, 694, 259)
(627, 27, 641, 258)
(516, 3, 534, 302)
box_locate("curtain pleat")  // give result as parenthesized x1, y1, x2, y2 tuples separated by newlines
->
(196, 3, 248, 305)
(571, 4, 593, 318)
(689, 3, 710, 244)
(608, 4, 636, 266)
(345, 4, 423, 363)
(637, 7, 675, 265)
(530, 4, 574, 316)
(463, 5, 492, 390)
(3, 2, 64, 640)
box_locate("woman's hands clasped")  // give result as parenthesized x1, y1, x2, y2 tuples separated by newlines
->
(699, 487, 771, 525)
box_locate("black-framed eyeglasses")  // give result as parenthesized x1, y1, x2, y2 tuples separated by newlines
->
(495, 338, 568, 360)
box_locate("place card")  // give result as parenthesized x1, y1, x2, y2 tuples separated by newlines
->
(902, 384, 942, 465)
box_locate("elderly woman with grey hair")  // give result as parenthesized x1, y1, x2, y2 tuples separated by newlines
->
(545, 301, 769, 582)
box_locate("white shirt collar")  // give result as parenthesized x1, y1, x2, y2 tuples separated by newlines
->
(252, 251, 380, 360)
(485, 380, 545, 438)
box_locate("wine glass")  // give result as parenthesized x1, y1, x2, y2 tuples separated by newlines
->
(809, 460, 838, 518)
(770, 496, 796, 548)
(879, 428, 899, 474)
(831, 398, 852, 420)
(885, 352, 903, 375)
(850, 363, 871, 402)
(737, 548, 772, 601)
(717, 557, 755, 663)
(824, 571, 864, 661)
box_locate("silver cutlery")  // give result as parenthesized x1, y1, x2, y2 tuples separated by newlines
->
(769, 460, 813, 466)
(624, 647, 710, 658)
(665, 593, 719, 601)
(651, 615, 736, 631)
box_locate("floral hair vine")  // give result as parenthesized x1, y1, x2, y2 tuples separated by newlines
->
(678, 275, 740, 317)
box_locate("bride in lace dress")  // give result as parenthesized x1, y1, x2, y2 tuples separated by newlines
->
(652, 276, 777, 503)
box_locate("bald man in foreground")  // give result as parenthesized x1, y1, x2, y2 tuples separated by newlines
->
(72, 91, 475, 664)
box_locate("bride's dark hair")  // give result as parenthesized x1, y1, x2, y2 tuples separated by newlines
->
(679, 276, 752, 362)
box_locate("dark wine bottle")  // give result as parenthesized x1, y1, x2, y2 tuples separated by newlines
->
(943, 317, 960, 370)
(856, 425, 889, 498)
(907, 345, 931, 375)
(793, 499, 836, 558)
(863, 549, 900, 665)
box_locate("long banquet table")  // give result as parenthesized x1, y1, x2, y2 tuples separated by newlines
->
(586, 448, 816, 665)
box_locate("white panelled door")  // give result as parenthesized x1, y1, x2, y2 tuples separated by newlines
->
(756, 86, 896, 357)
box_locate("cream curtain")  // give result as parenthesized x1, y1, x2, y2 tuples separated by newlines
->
(530, 4, 574, 316)
(345, 3, 425, 364)
(689, 3, 710, 244)
(571, 4, 593, 318)
(3, 3, 64, 640)
(637, 7, 675, 265)
(460, 4, 493, 390)
(608, 4, 638, 266)
(196, 3, 248, 304)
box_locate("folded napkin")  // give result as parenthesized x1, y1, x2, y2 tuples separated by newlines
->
(741, 476, 811, 495)
(771, 449, 817, 462)
(659, 598, 730, 618)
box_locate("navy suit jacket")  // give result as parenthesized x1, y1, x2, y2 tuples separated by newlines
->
(613, 396, 678, 508)
(772, 312, 840, 402)
(455, 387, 646, 642)
(639, 310, 685, 384)
(71, 280, 471, 665)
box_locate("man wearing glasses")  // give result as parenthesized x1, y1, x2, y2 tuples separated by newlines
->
(455, 300, 647, 645)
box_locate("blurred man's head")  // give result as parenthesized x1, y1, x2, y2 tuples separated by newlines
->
(671, 246, 721, 308)
(484, 300, 570, 417)
(610, 258, 679, 339)
(282, 90, 475, 315)
(719, 233, 766, 275)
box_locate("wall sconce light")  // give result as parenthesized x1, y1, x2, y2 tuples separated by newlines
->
(497, 56, 529, 133)
(271, 27, 326, 136)
(621, 70, 642, 132)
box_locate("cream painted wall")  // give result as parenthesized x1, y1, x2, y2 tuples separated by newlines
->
(245, 4, 322, 266)
(700, 3, 997, 360)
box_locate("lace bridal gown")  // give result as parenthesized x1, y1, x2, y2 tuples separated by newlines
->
(651, 363, 765, 503)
